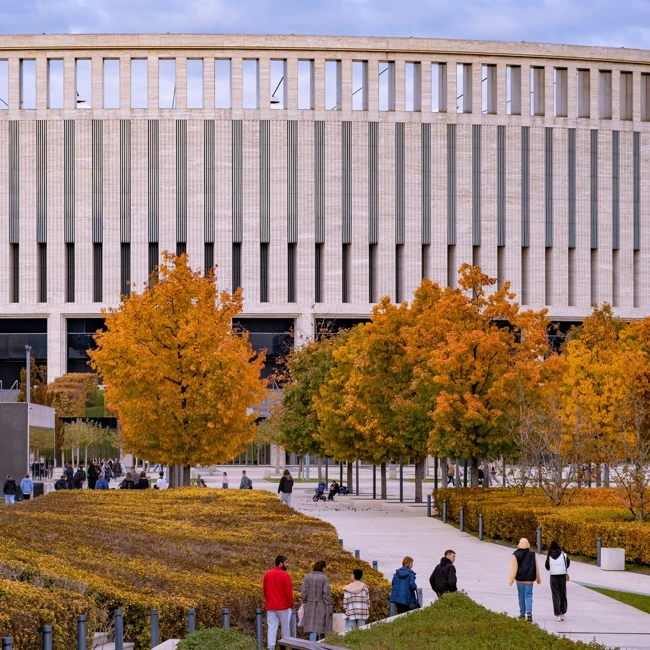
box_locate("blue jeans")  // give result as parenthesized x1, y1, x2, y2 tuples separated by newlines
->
(345, 618, 366, 632)
(517, 582, 533, 616)
(4, 495, 15, 504)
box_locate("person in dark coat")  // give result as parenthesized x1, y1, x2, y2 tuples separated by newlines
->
(430, 550, 457, 597)
(65, 463, 74, 489)
(54, 474, 69, 491)
(119, 472, 136, 489)
(135, 471, 150, 489)
(327, 481, 340, 501)
(545, 540, 570, 621)
(87, 462, 98, 490)
(278, 469, 294, 506)
(300, 560, 333, 641)
(3, 475, 17, 504)
(508, 538, 541, 622)
(390, 556, 418, 614)
(73, 466, 86, 489)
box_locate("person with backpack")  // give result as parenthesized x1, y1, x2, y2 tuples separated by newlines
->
(390, 556, 419, 614)
(239, 470, 252, 489)
(54, 474, 69, 491)
(430, 550, 457, 597)
(508, 538, 541, 622)
(119, 472, 136, 489)
(19, 474, 34, 500)
(95, 473, 110, 490)
(278, 469, 294, 506)
(545, 540, 570, 621)
(3, 475, 17, 503)
(73, 466, 86, 489)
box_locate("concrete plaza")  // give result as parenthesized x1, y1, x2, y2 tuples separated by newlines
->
(210, 465, 650, 650)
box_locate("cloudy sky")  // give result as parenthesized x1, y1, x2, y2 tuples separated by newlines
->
(0, 0, 648, 49)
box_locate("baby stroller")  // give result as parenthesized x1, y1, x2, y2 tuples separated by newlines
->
(313, 481, 327, 502)
(340, 485, 349, 496)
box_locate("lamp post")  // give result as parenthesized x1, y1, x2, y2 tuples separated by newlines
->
(25, 346, 32, 477)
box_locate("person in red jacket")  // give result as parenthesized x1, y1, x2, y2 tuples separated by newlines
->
(263, 555, 294, 649)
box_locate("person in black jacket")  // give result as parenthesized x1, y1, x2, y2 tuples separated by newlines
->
(278, 469, 294, 506)
(429, 550, 457, 597)
(135, 471, 150, 490)
(508, 538, 541, 622)
(54, 474, 69, 491)
(3, 475, 17, 504)
(87, 462, 99, 490)
(73, 466, 86, 489)
(119, 472, 136, 489)
(65, 463, 74, 489)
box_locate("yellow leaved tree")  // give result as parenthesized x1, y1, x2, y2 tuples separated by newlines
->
(89, 253, 266, 486)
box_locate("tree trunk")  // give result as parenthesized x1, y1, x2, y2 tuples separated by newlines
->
(380, 462, 387, 499)
(604, 463, 610, 487)
(169, 464, 192, 488)
(317, 457, 323, 482)
(298, 456, 303, 480)
(84, 447, 88, 468)
(414, 458, 424, 503)
(347, 461, 353, 490)
(595, 463, 602, 487)
(440, 457, 448, 487)
(470, 457, 480, 488)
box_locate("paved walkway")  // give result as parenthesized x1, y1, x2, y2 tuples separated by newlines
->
(212, 466, 650, 650)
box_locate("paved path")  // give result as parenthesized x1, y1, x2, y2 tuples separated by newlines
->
(211, 466, 650, 650)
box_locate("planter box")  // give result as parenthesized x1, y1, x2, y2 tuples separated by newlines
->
(601, 548, 625, 571)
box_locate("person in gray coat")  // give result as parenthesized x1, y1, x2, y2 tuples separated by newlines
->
(300, 560, 333, 641)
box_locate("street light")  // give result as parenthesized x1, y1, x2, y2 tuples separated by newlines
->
(25, 345, 32, 404)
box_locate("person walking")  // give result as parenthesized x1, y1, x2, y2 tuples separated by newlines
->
(19, 474, 34, 500)
(95, 473, 110, 490)
(262, 555, 294, 650)
(430, 550, 457, 597)
(222, 472, 229, 489)
(154, 472, 168, 490)
(343, 569, 370, 632)
(447, 462, 455, 486)
(545, 540, 570, 621)
(239, 470, 252, 489)
(508, 538, 541, 622)
(390, 557, 419, 614)
(3, 475, 17, 504)
(301, 561, 333, 641)
(278, 469, 294, 506)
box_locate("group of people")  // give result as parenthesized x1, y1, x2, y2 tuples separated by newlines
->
(2, 474, 34, 503)
(50, 461, 168, 491)
(262, 555, 371, 650)
(446, 461, 498, 487)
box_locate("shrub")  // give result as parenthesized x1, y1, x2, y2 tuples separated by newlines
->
(326, 592, 606, 649)
(51, 373, 99, 408)
(48, 382, 86, 417)
(432, 488, 650, 565)
(0, 489, 390, 649)
(176, 628, 257, 650)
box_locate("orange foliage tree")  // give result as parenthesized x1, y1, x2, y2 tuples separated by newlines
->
(89, 253, 266, 486)
(406, 265, 549, 487)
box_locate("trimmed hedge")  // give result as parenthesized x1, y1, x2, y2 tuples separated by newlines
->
(432, 488, 650, 565)
(0, 489, 390, 649)
(326, 592, 606, 649)
(51, 373, 99, 409)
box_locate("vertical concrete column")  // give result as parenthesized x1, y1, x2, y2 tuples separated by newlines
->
(394, 59, 405, 112)
(446, 60, 457, 115)
(545, 66, 554, 118)
(230, 57, 243, 111)
(64, 57, 76, 111)
(340, 58, 352, 112)
(8, 58, 19, 111)
(36, 57, 47, 112)
(47, 313, 66, 382)
(258, 55, 270, 112)
(520, 63, 531, 117)
(367, 58, 379, 114)
(590, 68, 599, 122)
(420, 59, 431, 114)
(472, 62, 482, 115)
(92, 56, 103, 109)
(633, 70, 642, 123)
(313, 58, 325, 111)
(175, 56, 187, 110)
(611, 69, 620, 122)
(204, 56, 215, 111)
(286, 56, 298, 111)
(567, 66, 577, 120)
(495, 63, 506, 116)
(148, 55, 159, 110)
(120, 56, 131, 111)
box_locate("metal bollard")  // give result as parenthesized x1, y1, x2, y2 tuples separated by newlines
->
(597, 537, 602, 567)
(221, 608, 230, 629)
(427, 494, 431, 518)
(417, 588, 423, 606)
(2, 638, 12, 650)
(372, 561, 378, 570)
(339, 538, 343, 546)
(478, 514, 483, 541)
(354, 550, 360, 559)
(255, 608, 263, 650)
(537, 526, 542, 555)
(77, 615, 87, 650)
(42, 626, 53, 650)
(442, 499, 447, 524)
(150, 610, 159, 649)
(459, 506, 464, 532)
(187, 609, 195, 634)
(114, 610, 124, 650)
(290, 609, 297, 637)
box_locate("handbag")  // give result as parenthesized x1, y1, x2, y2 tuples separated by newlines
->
(409, 591, 421, 610)
(297, 604, 305, 627)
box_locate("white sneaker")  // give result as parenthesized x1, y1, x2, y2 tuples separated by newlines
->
(560, 615, 565, 621)
(556, 616, 562, 621)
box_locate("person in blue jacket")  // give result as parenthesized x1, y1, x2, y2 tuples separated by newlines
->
(20, 474, 34, 500)
(390, 556, 419, 614)
(95, 473, 110, 490)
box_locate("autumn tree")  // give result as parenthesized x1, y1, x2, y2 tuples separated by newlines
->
(407, 265, 548, 487)
(89, 253, 266, 486)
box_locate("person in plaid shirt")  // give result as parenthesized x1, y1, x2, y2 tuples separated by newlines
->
(343, 569, 370, 631)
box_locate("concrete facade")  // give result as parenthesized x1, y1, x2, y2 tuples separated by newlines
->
(1, 34, 650, 381)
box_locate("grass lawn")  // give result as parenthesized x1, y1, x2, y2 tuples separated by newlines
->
(587, 586, 650, 614)
(85, 390, 105, 417)
(326, 592, 606, 650)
